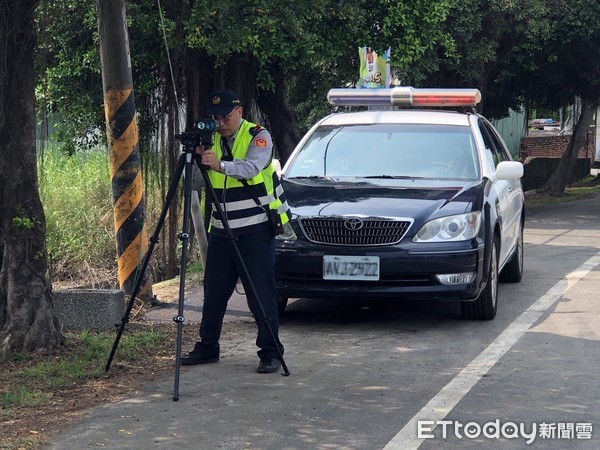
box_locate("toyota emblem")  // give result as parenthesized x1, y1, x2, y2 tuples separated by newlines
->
(344, 217, 364, 231)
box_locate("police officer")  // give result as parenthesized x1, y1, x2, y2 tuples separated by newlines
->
(180, 90, 289, 373)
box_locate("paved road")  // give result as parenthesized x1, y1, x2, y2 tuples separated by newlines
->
(48, 195, 600, 449)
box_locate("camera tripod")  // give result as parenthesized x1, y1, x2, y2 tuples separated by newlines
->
(105, 143, 290, 401)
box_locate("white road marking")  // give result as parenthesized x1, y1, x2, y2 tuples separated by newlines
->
(383, 252, 600, 450)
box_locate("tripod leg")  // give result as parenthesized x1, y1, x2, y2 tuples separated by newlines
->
(172, 152, 195, 401)
(193, 154, 290, 376)
(105, 154, 186, 372)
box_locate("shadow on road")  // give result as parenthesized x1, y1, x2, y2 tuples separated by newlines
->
(280, 296, 464, 327)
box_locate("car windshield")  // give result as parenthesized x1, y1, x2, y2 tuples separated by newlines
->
(285, 123, 480, 180)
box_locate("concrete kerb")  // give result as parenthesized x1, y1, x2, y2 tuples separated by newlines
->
(53, 289, 125, 331)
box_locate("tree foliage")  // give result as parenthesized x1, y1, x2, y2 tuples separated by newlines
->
(524, 0, 600, 105)
(418, 0, 548, 117)
(35, 0, 600, 152)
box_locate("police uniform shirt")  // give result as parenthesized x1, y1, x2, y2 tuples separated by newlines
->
(219, 120, 273, 179)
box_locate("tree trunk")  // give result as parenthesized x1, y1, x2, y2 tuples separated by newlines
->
(539, 98, 598, 196)
(0, 0, 63, 360)
(257, 64, 302, 165)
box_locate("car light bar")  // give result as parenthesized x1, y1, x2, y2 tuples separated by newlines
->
(327, 87, 481, 107)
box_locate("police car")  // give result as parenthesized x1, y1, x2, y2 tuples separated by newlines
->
(275, 87, 524, 320)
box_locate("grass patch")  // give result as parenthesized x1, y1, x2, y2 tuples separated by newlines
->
(0, 436, 40, 450)
(2, 328, 169, 408)
(0, 388, 50, 409)
(525, 175, 600, 209)
(0, 323, 187, 449)
(38, 147, 116, 282)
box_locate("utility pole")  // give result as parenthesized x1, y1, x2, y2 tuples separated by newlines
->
(97, 0, 152, 300)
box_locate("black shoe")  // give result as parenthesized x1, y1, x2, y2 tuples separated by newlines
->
(257, 358, 281, 373)
(180, 343, 219, 366)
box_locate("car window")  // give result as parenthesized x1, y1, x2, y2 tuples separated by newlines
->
(478, 121, 502, 170)
(484, 122, 512, 162)
(286, 124, 480, 180)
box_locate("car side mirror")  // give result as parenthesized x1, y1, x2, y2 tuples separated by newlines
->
(272, 158, 283, 177)
(495, 161, 523, 180)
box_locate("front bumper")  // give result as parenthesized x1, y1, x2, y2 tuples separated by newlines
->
(275, 239, 485, 302)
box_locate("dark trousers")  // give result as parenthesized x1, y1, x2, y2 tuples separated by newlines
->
(198, 229, 284, 360)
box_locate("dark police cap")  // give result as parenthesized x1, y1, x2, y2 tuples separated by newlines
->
(207, 90, 241, 116)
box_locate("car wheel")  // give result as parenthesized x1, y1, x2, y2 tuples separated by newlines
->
(278, 296, 288, 315)
(461, 237, 498, 320)
(499, 222, 524, 283)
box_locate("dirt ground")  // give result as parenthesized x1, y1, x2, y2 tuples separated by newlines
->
(0, 283, 197, 449)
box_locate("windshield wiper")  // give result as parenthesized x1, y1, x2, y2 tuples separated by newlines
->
(363, 175, 423, 179)
(286, 175, 332, 180)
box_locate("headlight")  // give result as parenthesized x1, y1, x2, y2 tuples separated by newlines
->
(413, 212, 481, 242)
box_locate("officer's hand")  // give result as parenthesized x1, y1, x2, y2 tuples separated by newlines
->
(201, 149, 220, 172)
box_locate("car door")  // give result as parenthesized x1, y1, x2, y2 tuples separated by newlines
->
(478, 120, 516, 267)
(485, 123, 523, 261)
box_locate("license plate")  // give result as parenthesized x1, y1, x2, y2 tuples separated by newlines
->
(323, 255, 380, 281)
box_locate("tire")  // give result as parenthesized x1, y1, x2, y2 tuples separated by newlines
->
(499, 222, 524, 283)
(462, 237, 498, 320)
(277, 296, 289, 316)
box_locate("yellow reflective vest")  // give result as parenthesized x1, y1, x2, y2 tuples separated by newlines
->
(207, 120, 290, 235)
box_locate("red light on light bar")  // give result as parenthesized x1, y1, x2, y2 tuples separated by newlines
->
(411, 89, 481, 106)
(327, 87, 481, 107)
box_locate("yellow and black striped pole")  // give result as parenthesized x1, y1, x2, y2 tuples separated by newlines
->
(98, 0, 151, 299)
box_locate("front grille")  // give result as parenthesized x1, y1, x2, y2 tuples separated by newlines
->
(299, 217, 412, 246)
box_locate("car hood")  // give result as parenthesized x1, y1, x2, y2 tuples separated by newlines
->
(281, 177, 487, 232)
